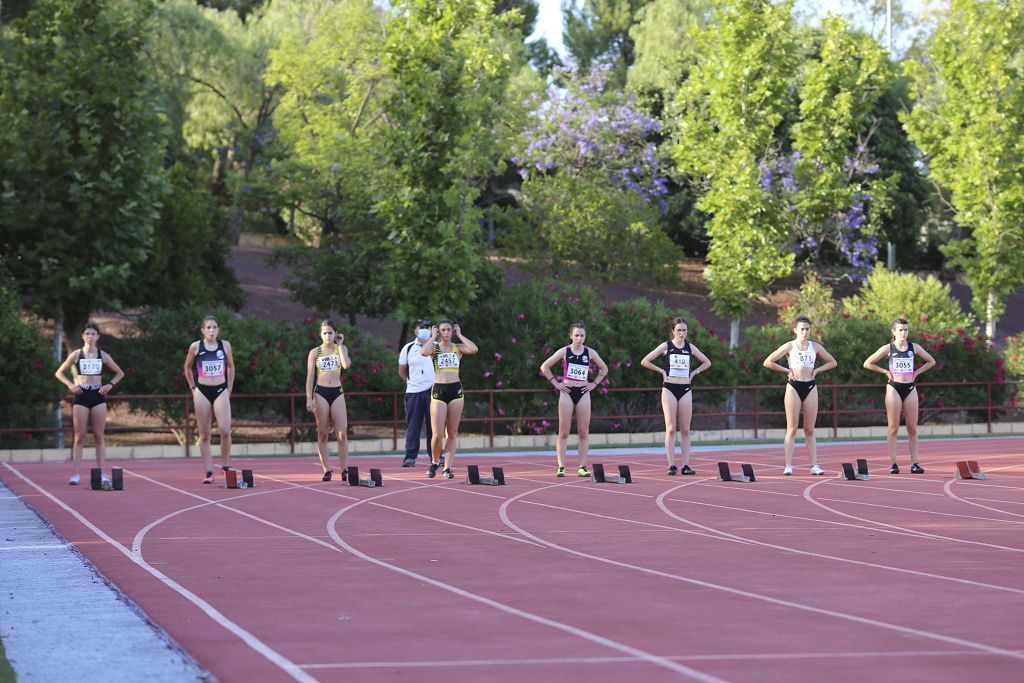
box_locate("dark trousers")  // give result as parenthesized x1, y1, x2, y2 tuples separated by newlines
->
(404, 389, 433, 460)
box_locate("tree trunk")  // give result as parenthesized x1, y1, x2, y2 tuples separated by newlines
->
(985, 291, 997, 344)
(727, 317, 740, 430)
(397, 322, 409, 351)
(54, 309, 64, 450)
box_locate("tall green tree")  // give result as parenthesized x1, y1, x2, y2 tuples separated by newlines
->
(902, 0, 1024, 342)
(374, 0, 516, 321)
(0, 0, 165, 343)
(264, 0, 393, 324)
(564, 0, 650, 85)
(627, 0, 711, 96)
(670, 0, 799, 344)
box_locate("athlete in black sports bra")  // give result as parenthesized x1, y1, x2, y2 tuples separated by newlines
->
(863, 318, 936, 474)
(54, 322, 124, 486)
(641, 317, 711, 475)
(305, 320, 352, 482)
(540, 322, 609, 478)
(763, 316, 837, 476)
(183, 316, 235, 485)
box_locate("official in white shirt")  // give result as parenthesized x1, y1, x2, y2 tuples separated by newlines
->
(398, 319, 436, 466)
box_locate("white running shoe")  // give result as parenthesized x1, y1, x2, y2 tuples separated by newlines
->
(783, 465, 793, 476)
(810, 464, 825, 476)
(68, 474, 80, 485)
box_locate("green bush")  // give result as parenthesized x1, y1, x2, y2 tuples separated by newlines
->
(0, 286, 53, 446)
(735, 315, 1008, 424)
(119, 306, 402, 441)
(1007, 333, 1024, 379)
(842, 266, 976, 334)
(456, 280, 733, 433)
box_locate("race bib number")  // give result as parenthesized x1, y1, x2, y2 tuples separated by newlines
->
(793, 350, 815, 368)
(565, 363, 589, 381)
(200, 360, 225, 378)
(318, 355, 340, 372)
(889, 357, 914, 375)
(79, 358, 103, 375)
(668, 354, 690, 378)
(437, 352, 459, 369)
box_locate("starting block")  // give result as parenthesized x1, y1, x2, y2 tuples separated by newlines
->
(466, 465, 505, 485)
(591, 463, 632, 484)
(717, 462, 756, 482)
(346, 466, 383, 488)
(223, 468, 255, 489)
(841, 459, 871, 481)
(90, 468, 123, 491)
(955, 461, 987, 480)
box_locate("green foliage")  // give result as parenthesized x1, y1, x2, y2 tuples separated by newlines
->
(902, 0, 1024, 338)
(778, 275, 837, 330)
(128, 163, 244, 310)
(563, 0, 648, 86)
(1007, 333, 1024, 380)
(670, 0, 799, 318)
(505, 173, 681, 285)
(841, 267, 976, 335)
(374, 0, 517, 321)
(628, 0, 712, 96)
(0, 284, 53, 447)
(0, 0, 166, 337)
(457, 280, 734, 433)
(119, 306, 402, 439)
(735, 315, 1007, 423)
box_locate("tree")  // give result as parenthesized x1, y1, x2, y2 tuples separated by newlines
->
(373, 0, 517, 321)
(0, 0, 165, 344)
(563, 0, 650, 85)
(264, 0, 393, 324)
(509, 64, 680, 282)
(902, 0, 1024, 342)
(627, 0, 711, 96)
(670, 0, 799, 343)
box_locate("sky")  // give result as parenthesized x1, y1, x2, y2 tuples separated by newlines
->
(528, 0, 927, 60)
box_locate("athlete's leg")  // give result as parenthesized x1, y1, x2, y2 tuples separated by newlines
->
(661, 388, 679, 467)
(884, 385, 903, 466)
(574, 393, 592, 469)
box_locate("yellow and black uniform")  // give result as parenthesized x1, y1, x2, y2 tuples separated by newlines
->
(73, 348, 106, 409)
(430, 343, 464, 404)
(314, 345, 344, 405)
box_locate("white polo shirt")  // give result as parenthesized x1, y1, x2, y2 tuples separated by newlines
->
(399, 340, 435, 393)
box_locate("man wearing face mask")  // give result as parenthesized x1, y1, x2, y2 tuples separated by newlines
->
(398, 319, 436, 466)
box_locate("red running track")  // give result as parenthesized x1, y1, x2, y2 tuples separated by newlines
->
(3, 438, 1024, 682)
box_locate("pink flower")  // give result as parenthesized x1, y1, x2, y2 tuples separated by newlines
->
(497, 407, 506, 416)
(484, 371, 493, 378)
(494, 352, 503, 361)
(517, 314, 525, 320)
(495, 381, 503, 388)
(511, 338, 518, 344)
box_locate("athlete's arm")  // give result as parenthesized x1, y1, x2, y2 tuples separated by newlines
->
(55, 350, 80, 393)
(862, 345, 890, 377)
(587, 350, 609, 392)
(223, 341, 235, 394)
(453, 324, 478, 355)
(420, 327, 438, 357)
(183, 342, 199, 392)
(689, 344, 712, 379)
(539, 347, 568, 392)
(912, 343, 937, 379)
(338, 333, 352, 369)
(763, 342, 792, 375)
(812, 343, 838, 378)
(305, 348, 318, 412)
(98, 352, 125, 396)
(640, 343, 668, 378)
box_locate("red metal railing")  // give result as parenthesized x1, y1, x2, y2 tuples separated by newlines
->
(1, 380, 1019, 454)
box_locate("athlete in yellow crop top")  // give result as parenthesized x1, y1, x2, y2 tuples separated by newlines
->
(305, 319, 352, 482)
(420, 320, 478, 479)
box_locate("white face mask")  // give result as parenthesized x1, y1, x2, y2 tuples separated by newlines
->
(417, 328, 431, 341)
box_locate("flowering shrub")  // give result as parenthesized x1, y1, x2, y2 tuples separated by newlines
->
(457, 280, 734, 433)
(119, 306, 401, 439)
(1007, 333, 1024, 379)
(841, 266, 975, 333)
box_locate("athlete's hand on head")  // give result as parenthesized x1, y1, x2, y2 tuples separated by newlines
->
(453, 323, 461, 337)
(338, 333, 344, 346)
(431, 325, 439, 338)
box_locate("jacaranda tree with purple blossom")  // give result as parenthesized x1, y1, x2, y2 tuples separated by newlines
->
(508, 63, 681, 284)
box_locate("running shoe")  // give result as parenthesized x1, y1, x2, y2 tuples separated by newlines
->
(202, 475, 214, 484)
(910, 463, 925, 474)
(341, 468, 349, 482)
(427, 461, 439, 478)
(577, 466, 590, 477)
(667, 465, 678, 476)
(402, 458, 416, 467)
(442, 468, 454, 479)
(783, 464, 793, 476)
(810, 464, 825, 476)
(68, 474, 80, 486)
(100, 475, 113, 491)
(680, 465, 695, 476)
(889, 463, 900, 474)
(556, 466, 566, 478)
(322, 470, 332, 482)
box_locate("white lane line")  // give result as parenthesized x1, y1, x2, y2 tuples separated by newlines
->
(324, 488, 731, 683)
(0, 544, 69, 551)
(802, 479, 1024, 552)
(498, 483, 1024, 662)
(655, 483, 1024, 596)
(2, 463, 318, 683)
(944, 479, 1024, 520)
(298, 648, 1020, 669)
